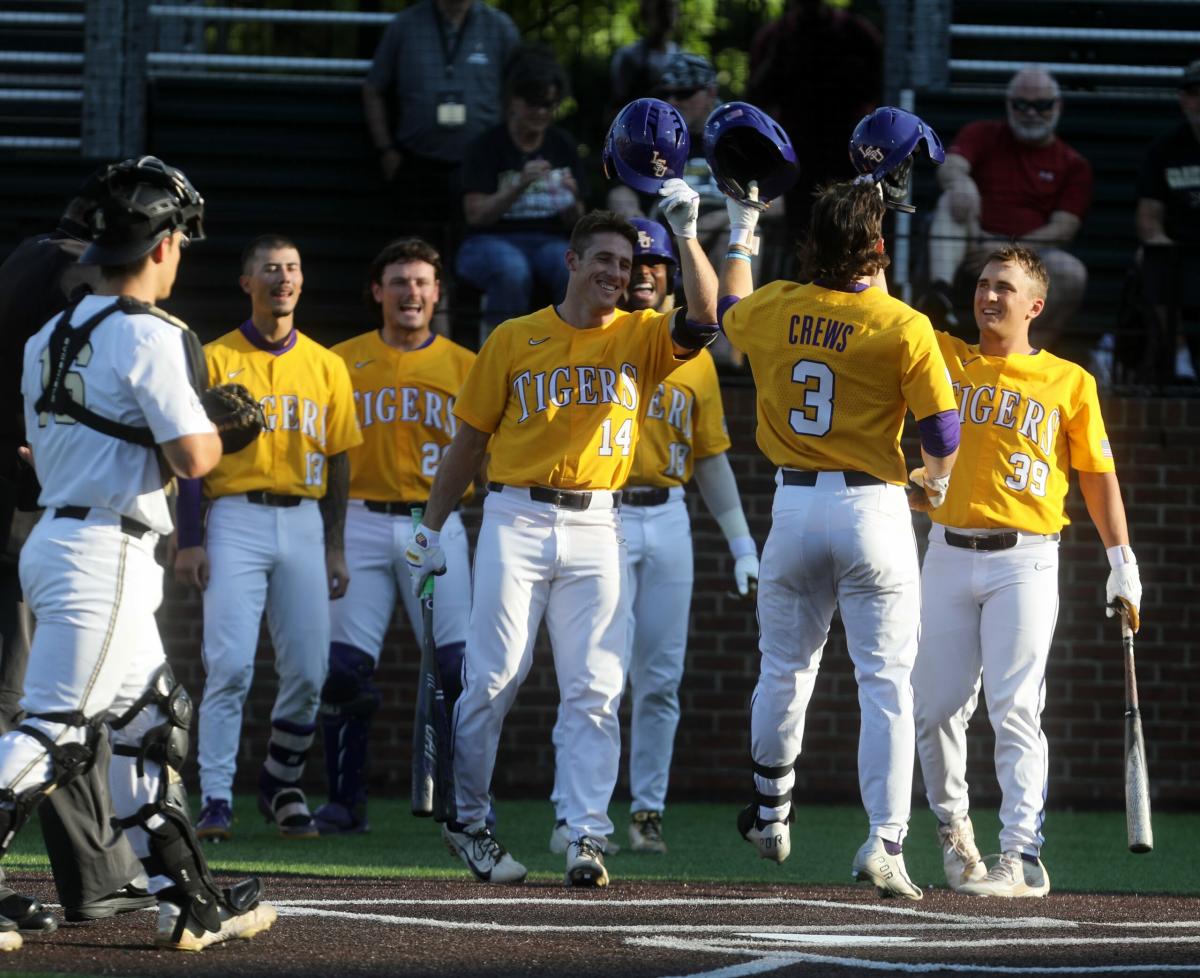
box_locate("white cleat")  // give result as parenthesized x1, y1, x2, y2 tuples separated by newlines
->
(957, 850, 1050, 898)
(628, 810, 667, 854)
(155, 900, 277, 951)
(551, 820, 619, 856)
(938, 815, 987, 891)
(565, 836, 610, 887)
(442, 822, 527, 884)
(852, 836, 923, 900)
(737, 804, 791, 863)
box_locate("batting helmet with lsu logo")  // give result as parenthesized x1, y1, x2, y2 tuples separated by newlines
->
(848, 107, 944, 213)
(80, 156, 205, 265)
(603, 98, 690, 194)
(630, 217, 678, 290)
(703, 102, 798, 210)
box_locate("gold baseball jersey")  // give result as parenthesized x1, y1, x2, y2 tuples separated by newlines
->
(201, 326, 362, 498)
(453, 305, 687, 490)
(722, 282, 956, 483)
(331, 331, 476, 502)
(626, 347, 730, 488)
(934, 332, 1115, 534)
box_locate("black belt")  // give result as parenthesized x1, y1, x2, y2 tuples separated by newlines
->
(781, 469, 884, 487)
(622, 487, 671, 507)
(246, 491, 304, 507)
(363, 500, 420, 516)
(944, 530, 1019, 551)
(54, 506, 152, 539)
(486, 481, 621, 511)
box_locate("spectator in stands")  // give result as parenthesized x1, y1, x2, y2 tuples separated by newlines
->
(922, 67, 1092, 350)
(609, 0, 680, 117)
(1131, 58, 1200, 382)
(455, 46, 586, 343)
(747, 0, 882, 236)
(362, 0, 519, 239)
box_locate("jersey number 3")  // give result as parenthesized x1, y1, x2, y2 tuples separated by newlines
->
(788, 360, 834, 437)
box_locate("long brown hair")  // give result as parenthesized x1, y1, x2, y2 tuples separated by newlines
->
(797, 182, 890, 286)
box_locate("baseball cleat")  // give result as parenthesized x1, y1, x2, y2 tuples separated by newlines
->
(957, 850, 1050, 898)
(65, 881, 157, 922)
(852, 836, 923, 900)
(314, 801, 370, 835)
(257, 786, 319, 839)
(442, 822, 527, 884)
(629, 810, 667, 854)
(195, 797, 233, 842)
(565, 836, 609, 887)
(0, 894, 57, 934)
(155, 899, 278, 951)
(938, 815, 987, 890)
(549, 819, 570, 854)
(737, 803, 791, 863)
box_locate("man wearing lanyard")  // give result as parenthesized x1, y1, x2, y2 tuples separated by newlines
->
(363, 0, 520, 239)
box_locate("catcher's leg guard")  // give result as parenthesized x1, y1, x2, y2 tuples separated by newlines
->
(319, 643, 379, 812)
(109, 665, 264, 943)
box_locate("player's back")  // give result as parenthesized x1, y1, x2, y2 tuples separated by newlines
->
(723, 280, 952, 484)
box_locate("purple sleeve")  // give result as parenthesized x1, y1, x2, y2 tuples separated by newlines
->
(917, 409, 960, 458)
(176, 477, 203, 548)
(717, 294, 741, 329)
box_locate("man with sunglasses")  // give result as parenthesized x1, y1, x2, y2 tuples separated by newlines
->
(924, 68, 1092, 350)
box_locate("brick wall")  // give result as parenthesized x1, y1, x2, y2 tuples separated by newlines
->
(162, 391, 1200, 810)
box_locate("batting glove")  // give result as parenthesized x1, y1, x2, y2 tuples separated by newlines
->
(659, 178, 700, 239)
(405, 523, 447, 597)
(734, 553, 760, 598)
(727, 194, 761, 253)
(1105, 545, 1142, 632)
(908, 466, 951, 510)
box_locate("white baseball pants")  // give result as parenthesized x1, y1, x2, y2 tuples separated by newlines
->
(913, 524, 1059, 856)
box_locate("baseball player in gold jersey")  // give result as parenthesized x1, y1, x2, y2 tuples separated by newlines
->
(408, 191, 720, 888)
(719, 182, 959, 900)
(315, 238, 476, 834)
(174, 235, 362, 841)
(546, 216, 758, 855)
(911, 245, 1142, 897)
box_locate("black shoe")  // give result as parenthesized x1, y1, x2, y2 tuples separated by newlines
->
(64, 882, 157, 923)
(0, 893, 57, 934)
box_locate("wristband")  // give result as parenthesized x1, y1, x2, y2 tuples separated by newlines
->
(728, 227, 760, 254)
(1106, 544, 1136, 568)
(729, 535, 757, 560)
(414, 523, 440, 548)
(725, 251, 752, 264)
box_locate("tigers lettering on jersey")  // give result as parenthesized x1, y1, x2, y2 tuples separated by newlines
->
(627, 348, 729, 488)
(453, 305, 686, 490)
(332, 331, 475, 502)
(934, 333, 1113, 535)
(722, 281, 956, 484)
(202, 326, 362, 499)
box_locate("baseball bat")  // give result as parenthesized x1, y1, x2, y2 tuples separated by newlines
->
(1121, 610, 1153, 853)
(410, 509, 439, 817)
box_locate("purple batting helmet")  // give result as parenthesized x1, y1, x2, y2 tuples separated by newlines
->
(630, 217, 678, 290)
(848, 107, 944, 213)
(603, 98, 691, 194)
(702, 101, 798, 208)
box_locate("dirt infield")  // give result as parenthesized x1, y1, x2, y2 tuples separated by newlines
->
(4, 871, 1199, 977)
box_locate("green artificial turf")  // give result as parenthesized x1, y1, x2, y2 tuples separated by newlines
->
(4, 798, 1192, 895)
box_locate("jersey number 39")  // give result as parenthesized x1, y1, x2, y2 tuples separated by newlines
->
(788, 360, 834, 437)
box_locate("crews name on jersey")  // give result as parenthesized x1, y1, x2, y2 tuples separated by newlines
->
(788, 314, 855, 352)
(645, 382, 694, 439)
(950, 381, 1061, 458)
(512, 362, 639, 422)
(353, 385, 458, 434)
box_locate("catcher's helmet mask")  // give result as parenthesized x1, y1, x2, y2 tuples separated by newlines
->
(603, 98, 691, 194)
(849, 107, 944, 213)
(80, 156, 205, 266)
(703, 101, 799, 209)
(630, 217, 678, 293)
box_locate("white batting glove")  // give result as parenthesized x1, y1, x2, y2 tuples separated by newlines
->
(1105, 545, 1142, 632)
(726, 195, 761, 253)
(908, 466, 950, 510)
(405, 523, 447, 596)
(734, 553, 759, 598)
(658, 177, 699, 239)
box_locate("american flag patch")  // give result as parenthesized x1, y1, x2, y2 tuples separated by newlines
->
(1101, 439, 1113, 459)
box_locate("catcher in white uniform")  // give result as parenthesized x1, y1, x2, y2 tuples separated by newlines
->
(2, 156, 275, 951)
(911, 244, 1142, 897)
(548, 217, 758, 855)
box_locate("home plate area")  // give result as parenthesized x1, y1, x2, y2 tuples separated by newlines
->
(9, 875, 1200, 977)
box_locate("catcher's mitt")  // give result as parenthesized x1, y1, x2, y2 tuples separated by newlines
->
(201, 383, 265, 454)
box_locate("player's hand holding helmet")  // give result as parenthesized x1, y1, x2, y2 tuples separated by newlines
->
(726, 184, 762, 253)
(907, 466, 950, 511)
(405, 524, 447, 597)
(658, 177, 700, 239)
(848, 107, 945, 213)
(602, 97, 690, 194)
(1105, 545, 1142, 632)
(703, 101, 798, 212)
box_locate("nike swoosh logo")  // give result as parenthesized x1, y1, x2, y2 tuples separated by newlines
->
(528, 337, 550, 346)
(227, 368, 244, 379)
(961, 357, 981, 367)
(354, 359, 374, 369)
